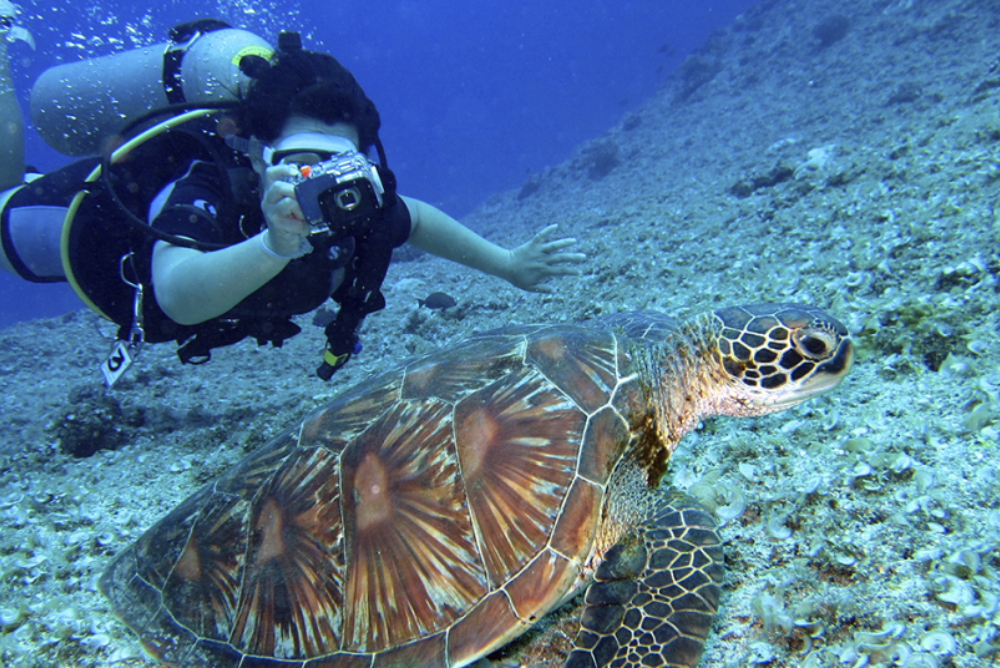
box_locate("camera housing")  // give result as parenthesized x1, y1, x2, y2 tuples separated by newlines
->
(293, 152, 385, 236)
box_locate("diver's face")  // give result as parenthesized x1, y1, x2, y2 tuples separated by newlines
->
(251, 117, 361, 175)
(274, 117, 361, 163)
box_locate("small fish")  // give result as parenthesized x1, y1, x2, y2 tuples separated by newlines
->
(418, 292, 457, 310)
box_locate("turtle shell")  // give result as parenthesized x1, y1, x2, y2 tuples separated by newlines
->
(100, 317, 664, 668)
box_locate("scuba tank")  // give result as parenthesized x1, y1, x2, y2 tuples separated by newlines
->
(29, 19, 272, 157)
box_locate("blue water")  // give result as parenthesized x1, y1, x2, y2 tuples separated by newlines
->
(0, 0, 755, 329)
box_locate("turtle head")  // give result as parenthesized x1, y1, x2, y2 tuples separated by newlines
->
(711, 303, 853, 411)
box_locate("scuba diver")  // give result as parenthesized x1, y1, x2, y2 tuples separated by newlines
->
(0, 15, 586, 384)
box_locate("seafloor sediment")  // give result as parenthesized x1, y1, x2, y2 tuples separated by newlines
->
(1, 0, 999, 666)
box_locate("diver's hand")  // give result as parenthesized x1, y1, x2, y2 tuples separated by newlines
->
(260, 164, 311, 256)
(507, 224, 587, 293)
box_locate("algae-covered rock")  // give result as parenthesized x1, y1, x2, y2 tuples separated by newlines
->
(48, 386, 130, 458)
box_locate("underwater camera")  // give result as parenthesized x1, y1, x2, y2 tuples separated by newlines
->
(293, 153, 385, 236)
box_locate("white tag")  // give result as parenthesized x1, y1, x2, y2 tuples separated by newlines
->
(101, 340, 133, 387)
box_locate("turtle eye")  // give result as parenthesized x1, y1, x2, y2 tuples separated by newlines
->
(794, 329, 836, 359)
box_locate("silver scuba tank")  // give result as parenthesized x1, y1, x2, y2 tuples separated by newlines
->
(29, 23, 273, 157)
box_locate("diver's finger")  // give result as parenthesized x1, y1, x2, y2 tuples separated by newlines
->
(532, 224, 560, 240)
(265, 163, 300, 181)
(539, 237, 578, 252)
(545, 252, 587, 264)
(555, 265, 583, 275)
(263, 182, 297, 205)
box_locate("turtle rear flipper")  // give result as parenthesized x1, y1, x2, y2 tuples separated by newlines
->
(566, 495, 723, 668)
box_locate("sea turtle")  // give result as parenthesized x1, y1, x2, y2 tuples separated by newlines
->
(100, 303, 853, 668)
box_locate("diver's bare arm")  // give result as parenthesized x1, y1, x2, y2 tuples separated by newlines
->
(402, 196, 515, 280)
(151, 161, 312, 325)
(151, 237, 290, 325)
(402, 195, 585, 293)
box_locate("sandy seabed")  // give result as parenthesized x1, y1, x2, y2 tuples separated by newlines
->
(2, 0, 999, 666)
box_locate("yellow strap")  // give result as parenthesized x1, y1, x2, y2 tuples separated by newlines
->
(323, 349, 350, 367)
(59, 109, 220, 320)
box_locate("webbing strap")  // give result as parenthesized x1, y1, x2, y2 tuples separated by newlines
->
(162, 46, 186, 105)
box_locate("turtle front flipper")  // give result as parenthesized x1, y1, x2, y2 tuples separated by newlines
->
(565, 495, 723, 668)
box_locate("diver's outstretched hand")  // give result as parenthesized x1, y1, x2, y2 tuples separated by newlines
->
(507, 224, 587, 294)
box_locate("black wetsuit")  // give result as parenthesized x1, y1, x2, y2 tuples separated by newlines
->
(2, 154, 411, 363)
(148, 158, 412, 361)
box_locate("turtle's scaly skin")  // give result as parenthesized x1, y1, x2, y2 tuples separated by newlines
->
(100, 303, 853, 668)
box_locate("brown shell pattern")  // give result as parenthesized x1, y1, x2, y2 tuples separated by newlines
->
(103, 323, 642, 666)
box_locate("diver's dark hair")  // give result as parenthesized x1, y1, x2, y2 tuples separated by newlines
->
(238, 32, 380, 149)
